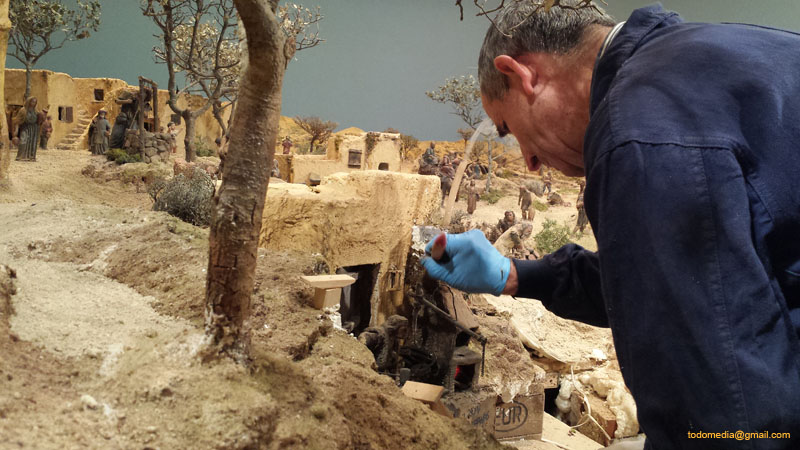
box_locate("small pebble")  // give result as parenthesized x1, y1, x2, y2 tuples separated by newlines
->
(80, 394, 98, 410)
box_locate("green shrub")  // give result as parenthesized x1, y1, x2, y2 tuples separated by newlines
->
(534, 219, 574, 254)
(533, 200, 549, 212)
(483, 188, 504, 204)
(151, 168, 214, 226)
(498, 168, 515, 179)
(194, 137, 216, 157)
(106, 148, 142, 165)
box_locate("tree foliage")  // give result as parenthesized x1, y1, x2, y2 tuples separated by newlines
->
(426, 74, 484, 129)
(145, 1, 323, 142)
(276, 3, 324, 54)
(293, 115, 336, 153)
(399, 133, 419, 160)
(457, 127, 474, 147)
(9, 0, 101, 99)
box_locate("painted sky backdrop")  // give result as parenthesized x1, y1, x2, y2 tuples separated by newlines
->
(8, 1, 800, 140)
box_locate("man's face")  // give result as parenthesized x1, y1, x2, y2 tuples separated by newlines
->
(505, 211, 514, 222)
(482, 77, 588, 177)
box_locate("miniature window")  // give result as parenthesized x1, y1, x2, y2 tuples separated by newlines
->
(58, 106, 73, 123)
(348, 149, 362, 168)
(94, 89, 104, 101)
(378, 162, 389, 171)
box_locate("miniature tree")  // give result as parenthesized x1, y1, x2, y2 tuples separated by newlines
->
(204, 0, 323, 362)
(457, 127, 473, 149)
(399, 133, 419, 161)
(212, 4, 323, 139)
(8, 0, 101, 100)
(426, 74, 484, 130)
(144, 0, 322, 161)
(427, 74, 504, 190)
(292, 116, 336, 154)
(143, 0, 239, 162)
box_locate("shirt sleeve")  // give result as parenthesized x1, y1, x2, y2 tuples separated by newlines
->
(514, 245, 607, 327)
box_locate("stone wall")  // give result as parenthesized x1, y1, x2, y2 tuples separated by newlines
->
(126, 130, 173, 164)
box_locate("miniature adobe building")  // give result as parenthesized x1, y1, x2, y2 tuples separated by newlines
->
(274, 131, 403, 184)
(4, 69, 226, 154)
(260, 170, 439, 330)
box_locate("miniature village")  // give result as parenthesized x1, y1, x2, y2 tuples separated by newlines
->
(1, 2, 641, 450)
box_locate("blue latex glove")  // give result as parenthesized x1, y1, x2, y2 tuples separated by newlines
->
(421, 229, 511, 295)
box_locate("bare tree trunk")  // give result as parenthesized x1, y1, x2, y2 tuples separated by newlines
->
(212, 100, 235, 139)
(23, 62, 32, 101)
(204, 0, 286, 362)
(183, 111, 197, 162)
(308, 137, 316, 154)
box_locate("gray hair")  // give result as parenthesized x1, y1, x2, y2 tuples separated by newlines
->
(478, 0, 615, 100)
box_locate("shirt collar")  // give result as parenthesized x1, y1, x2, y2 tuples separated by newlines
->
(589, 5, 683, 114)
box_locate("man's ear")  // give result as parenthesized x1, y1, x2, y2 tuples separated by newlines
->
(494, 55, 537, 97)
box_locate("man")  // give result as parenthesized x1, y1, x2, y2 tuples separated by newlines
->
(90, 110, 111, 155)
(497, 210, 516, 235)
(423, 2, 800, 449)
(439, 154, 455, 178)
(467, 179, 479, 214)
(546, 190, 568, 207)
(422, 141, 437, 165)
(271, 159, 280, 178)
(542, 169, 552, 194)
(168, 122, 180, 153)
(39, 114, 52, 150)
(518, 185, 533, 221)
(281, 135, 293, 154)
(573, 180, 588, 234)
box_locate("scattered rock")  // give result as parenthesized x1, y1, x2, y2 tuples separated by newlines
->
(80, 394, 98, 410)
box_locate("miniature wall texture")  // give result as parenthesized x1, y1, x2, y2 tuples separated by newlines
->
(290, 132, 403, 183)
(260, 171, 440, 325)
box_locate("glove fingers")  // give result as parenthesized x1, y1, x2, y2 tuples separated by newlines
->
(421, 257, 450, 282)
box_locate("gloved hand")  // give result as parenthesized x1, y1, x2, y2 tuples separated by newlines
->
(421, 229, 511, 296)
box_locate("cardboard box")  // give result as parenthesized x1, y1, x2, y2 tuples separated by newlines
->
(494, 392, 544, 440)
(442, 391, 496, 433)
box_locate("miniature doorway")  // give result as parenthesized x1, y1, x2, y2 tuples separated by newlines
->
(337, 264, 379, 335)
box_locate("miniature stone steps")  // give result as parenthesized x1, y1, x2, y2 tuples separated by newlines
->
(55, 109, 91, 150)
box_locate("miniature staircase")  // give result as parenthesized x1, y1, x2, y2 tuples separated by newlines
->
(56, 108, 91, 151)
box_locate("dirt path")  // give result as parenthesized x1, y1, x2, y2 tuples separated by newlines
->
(1, 211, 191, 361)
(0, 149, 151, 208)
(0, 151, 509, 449)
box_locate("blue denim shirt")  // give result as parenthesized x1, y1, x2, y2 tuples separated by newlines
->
(515, 5, 800, 449)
